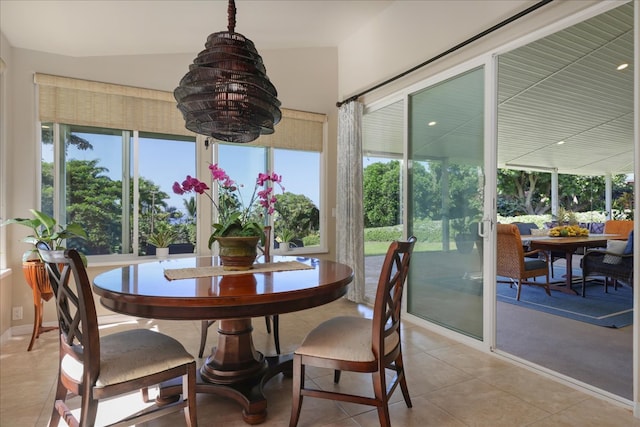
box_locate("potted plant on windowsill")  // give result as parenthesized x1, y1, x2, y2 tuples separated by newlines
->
(146, 226, 179, 258)
(276, 228, 295, 252)
(173, 164, 285, 270)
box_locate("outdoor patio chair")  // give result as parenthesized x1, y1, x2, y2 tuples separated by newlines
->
(497, 223, 551, 301)
(581, 230, 634, 297)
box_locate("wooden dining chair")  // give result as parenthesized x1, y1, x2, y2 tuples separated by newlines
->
(497, 223, 550, 301)
(289, 237, 417, 427)
(198, 225, 281, 357)
(38, 246, 198, 427)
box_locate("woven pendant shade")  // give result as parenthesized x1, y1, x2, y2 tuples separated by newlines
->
(174, 0, 281, 143)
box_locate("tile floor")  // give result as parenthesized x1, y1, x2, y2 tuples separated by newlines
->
(1, 298, 638, 427)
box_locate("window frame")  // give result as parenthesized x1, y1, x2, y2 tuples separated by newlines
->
(42, 123, 327, 264)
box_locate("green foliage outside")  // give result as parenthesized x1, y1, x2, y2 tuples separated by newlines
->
(41, 157, 322, 255)
(302, 233, 320, 247)
(498, 170, 631, 216)
(362, 160, 633, 257)
(273, 192, 319, 243)
(363, 161, 401, 227)
(40, 135, 633, 257)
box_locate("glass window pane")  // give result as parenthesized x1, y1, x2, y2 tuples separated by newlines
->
(139, 133, 196, 256)
(362, 100, 405, 302)
(62, 125, 128, 256)
(40, 123, 54, 218)
(407, 67, 485, 340)
(273, 149, 320, 250)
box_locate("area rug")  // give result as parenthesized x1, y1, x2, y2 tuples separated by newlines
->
(497, 278, 633, 328)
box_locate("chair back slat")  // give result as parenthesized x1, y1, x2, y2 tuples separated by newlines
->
(604, 220, 634, 236)
(372, 237, 416, 359)
(260, 225, 272, 260)
(497, 224, 526, 277)
(38, 247, 101, 385)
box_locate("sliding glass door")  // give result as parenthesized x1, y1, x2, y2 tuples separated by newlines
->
(406, 67, 486, 339)
(361, 0, 635, 404)
(494, 1, 634, 400)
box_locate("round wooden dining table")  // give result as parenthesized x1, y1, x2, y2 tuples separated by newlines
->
(92, 255, 353, 425)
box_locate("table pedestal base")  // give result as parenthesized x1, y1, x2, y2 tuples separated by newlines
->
(158, 317, 292, 424)
(548, 282, 579, 295)
(158, 354, 292, 425)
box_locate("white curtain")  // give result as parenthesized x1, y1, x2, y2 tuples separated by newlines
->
(336, 100, 365, 302)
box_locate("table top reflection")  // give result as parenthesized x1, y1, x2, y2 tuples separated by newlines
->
(92, 255, 354, 320)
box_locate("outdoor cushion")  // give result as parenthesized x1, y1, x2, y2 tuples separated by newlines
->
(623, 230, 633, 255)
(524, 259, 547, 271)
(513, 222, 538, 235)
(603, 240, 627, 264)
(531, 228, 548, 236)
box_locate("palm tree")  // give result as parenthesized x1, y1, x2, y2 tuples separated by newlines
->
(184, 196, 197, 219)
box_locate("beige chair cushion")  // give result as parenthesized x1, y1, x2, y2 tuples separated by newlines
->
(61, 329, 194, 388)
(603, 239, 628, 264)
(295, 316, 399, 362)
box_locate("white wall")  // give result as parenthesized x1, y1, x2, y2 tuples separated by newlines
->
(0, 31, 14, 341)
(2, 44, 338, 331)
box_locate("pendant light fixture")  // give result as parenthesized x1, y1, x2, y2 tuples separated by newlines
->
(174, 0, 281, 143)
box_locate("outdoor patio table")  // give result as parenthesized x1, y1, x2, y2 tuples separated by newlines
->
(521, 234, 626, 295)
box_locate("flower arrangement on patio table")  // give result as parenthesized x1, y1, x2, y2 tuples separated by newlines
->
(548, 224, 589, 237)
(173, 164, 284, 250)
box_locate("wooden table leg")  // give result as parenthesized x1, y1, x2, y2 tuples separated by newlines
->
(548, 250, 579, 295)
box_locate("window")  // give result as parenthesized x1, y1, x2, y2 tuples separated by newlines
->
(138, 133, 196, 255)
(42, 125, 324, 259)
(215, 144, 322, 252)
(36, 74, 326, 260)
(273, 148, 320, 250)
(41, 124, 197, 256)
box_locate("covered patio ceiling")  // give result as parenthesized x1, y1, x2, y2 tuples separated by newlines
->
(364, 2, 634, 178)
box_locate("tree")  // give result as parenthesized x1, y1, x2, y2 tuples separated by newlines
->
(41, 127, 94, 151)
(409, 162, 439, 220)
(498, 169, 630, 216)
(498, 169, 550, 215)
(138, 178, 170, 237)
(273, 193, 319, 240)
(60, 159, 123, 254)
(363, 161, 401, 227)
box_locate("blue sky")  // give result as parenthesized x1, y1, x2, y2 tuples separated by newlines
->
(51, 132, 320, 214)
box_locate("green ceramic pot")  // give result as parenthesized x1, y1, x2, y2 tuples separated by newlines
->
(216, 236, 260, 271)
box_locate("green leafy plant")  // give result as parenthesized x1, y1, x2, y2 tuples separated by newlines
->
(2, 209, 88, 262)
(277, 228, 295, 244)
(173, 164, 284, 250)
(146, 225, 178, 248)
